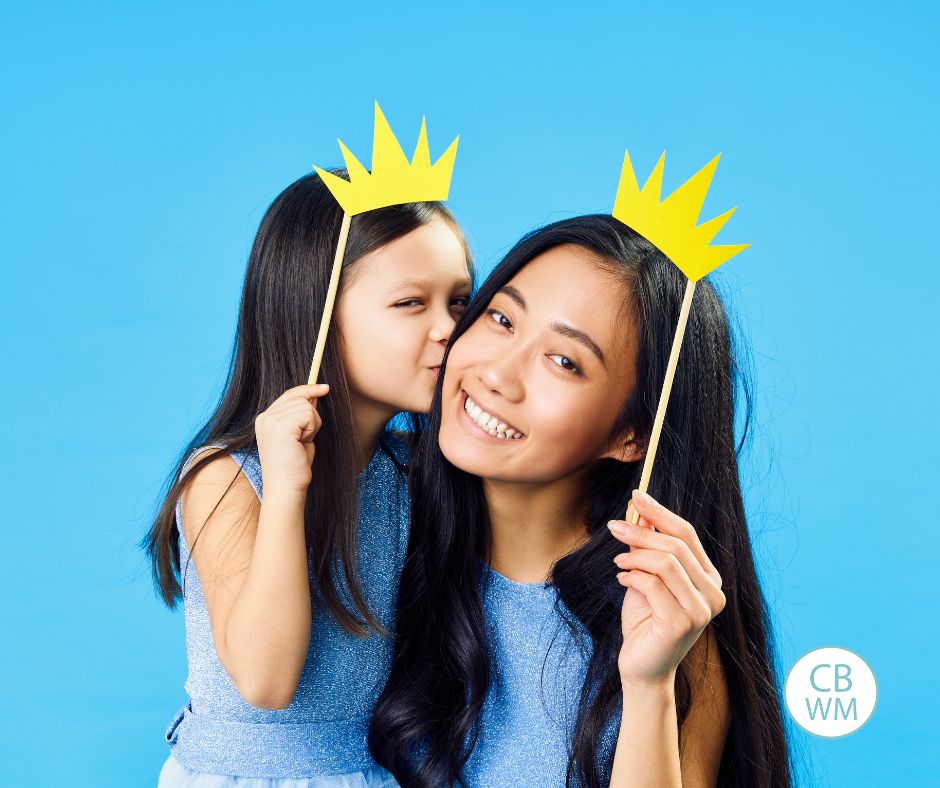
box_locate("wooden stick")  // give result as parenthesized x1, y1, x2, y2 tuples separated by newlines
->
(307, 212, 352, 385)
(628, 278, 697, 524)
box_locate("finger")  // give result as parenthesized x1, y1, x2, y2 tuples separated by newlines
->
(268, 403, 318, 430)
(298, 411, 323, 443)
(608, 519, 723, 605)
(298, 383, 330, 401)
(614, 548, 714, 622)
(616, 569, 686, 624)
(279, 383, 331, 404)
(626, 498, 656, 531)
(611, 528, 717, 598)
(627, 492, 718, 579)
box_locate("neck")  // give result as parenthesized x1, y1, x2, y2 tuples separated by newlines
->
(483, 472, 591, 584)
(348, 394, 397, 474)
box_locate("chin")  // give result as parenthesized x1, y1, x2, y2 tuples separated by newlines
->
(438, 422, 490, 475)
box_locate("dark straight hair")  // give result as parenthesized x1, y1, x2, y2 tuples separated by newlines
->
(142, 169, 472, 637)
(370, 215, 792, 786)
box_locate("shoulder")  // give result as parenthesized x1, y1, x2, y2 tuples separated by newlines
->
(181, 445, 245, 484)
(179, 447, 260, 550)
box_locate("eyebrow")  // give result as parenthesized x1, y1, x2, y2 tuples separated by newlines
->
(496, 285, 606, 365)
(387, 277, 472, 294)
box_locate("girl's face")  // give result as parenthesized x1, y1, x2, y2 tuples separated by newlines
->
(337, 216, 471, 415)
(438, 245, 640, 483)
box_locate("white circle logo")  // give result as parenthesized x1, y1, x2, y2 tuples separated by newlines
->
(784, 647, 877, 737)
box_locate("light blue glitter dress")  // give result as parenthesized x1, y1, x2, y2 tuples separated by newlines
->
(158, 433, 409, 787)
(459, 561, 622, 787)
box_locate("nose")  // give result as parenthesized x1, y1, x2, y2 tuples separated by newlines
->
(428, 305, 458, 345)
(476, 344, 525, 403)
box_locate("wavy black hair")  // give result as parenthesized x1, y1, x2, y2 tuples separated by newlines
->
(369, 215, 792, 786)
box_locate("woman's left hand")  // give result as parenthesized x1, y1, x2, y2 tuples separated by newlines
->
(608, 491, 726, 691)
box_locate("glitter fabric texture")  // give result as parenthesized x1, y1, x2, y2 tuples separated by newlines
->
(159, 434, 410, 786)
(460, 561, 622, 787)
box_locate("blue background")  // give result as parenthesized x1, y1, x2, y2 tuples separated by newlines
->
(1, 2, 936, 785)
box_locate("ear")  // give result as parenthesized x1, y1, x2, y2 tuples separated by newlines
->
(598, 430, 645, 463)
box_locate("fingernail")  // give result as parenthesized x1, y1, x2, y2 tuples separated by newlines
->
(607, 521, 626, 537)
(633, 490, 654, 506)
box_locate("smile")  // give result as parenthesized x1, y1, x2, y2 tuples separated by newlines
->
(460, 391, 526, 440)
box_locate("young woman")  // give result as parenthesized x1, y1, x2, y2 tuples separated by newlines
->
(370, 215, 792, 787)
(143, 170, 473, 785)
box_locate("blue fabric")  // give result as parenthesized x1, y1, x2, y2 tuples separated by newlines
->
(162, 433, 410, 782)
(460, 561, 621, 787)
(158, 753, 399, 788)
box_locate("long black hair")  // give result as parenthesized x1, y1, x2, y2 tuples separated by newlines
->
(369, 215, 792, 786)
(142, 169, 471, 637)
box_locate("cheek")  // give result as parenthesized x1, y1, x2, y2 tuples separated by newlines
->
(344, 309, 418, 359)
(337, 311, 411, 394)
(529, 390, 619, 464)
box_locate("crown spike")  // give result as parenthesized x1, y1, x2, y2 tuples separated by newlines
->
(338, 139, 371, 183)
(431, 134, 459, 200)
(641, 152, 667, 202)
(412, 117, 432, 170)
(372, 102, 411, 173)
(693, 205, 737, 246)
(704, 242, 751, 272)
(312, 166, 351, 204)
(618, 149, 642, 194)
(660, 153, 721, 228)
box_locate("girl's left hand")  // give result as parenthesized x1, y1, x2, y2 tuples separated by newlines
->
(607, 491, 726, 691)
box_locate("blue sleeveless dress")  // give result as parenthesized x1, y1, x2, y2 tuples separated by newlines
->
(459, 561, 621, 787)
(159, 433, 410, 786)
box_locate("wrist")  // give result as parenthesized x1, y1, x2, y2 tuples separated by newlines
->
(619, 670, 677, 701)
(261, 485, 309, 507)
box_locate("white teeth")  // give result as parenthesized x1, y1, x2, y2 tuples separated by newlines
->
(463, 394, 526, 439)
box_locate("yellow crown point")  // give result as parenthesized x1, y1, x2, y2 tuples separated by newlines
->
(612, 150, 750, 281)
(313, 102, 459, 216)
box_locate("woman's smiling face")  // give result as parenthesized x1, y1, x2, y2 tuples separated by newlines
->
(438, 244, 640, 483)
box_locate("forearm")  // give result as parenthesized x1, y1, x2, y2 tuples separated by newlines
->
(609, 675, 681, 788)
(221, 490, 312, 708)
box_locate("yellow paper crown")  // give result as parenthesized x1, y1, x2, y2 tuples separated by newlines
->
(313, 102, 459, 216)
(612, 150, 749, 281)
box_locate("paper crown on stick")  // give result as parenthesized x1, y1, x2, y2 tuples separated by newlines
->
(612, 150, 749, 281)
(313, 102, 459, 216)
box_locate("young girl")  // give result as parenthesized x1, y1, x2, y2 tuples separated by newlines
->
(370, 216, 792, 787)
(143, 169, 473, 785)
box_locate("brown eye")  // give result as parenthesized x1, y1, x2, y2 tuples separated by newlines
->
(548, 354, 581, 375)
(485, 308, 512, 330)
(394, 299, 423, 308)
